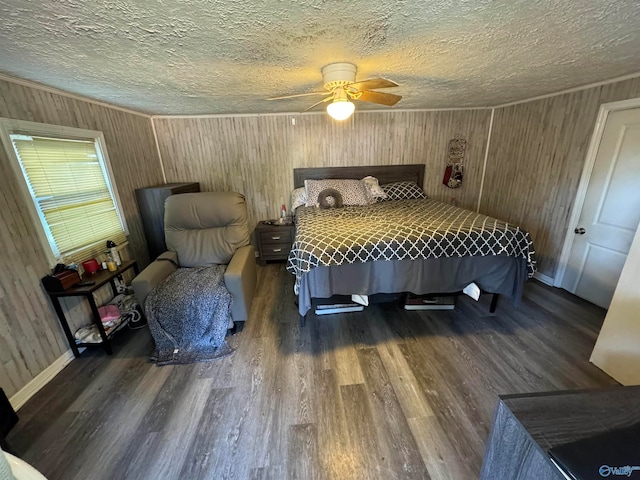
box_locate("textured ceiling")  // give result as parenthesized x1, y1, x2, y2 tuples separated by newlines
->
(1, 0, 640, 115)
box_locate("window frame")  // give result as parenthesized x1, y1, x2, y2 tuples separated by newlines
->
(0, 118, 129, 266)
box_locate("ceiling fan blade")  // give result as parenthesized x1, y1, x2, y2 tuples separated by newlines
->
(303, 95, 334, 112)
(349, 78, 398, 91)
(267, 91, 330, 100)
(357, 90, 402, 106)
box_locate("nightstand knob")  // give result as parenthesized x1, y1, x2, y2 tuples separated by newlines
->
(272, 248, 282, 253)
(271, 236, 281, 240)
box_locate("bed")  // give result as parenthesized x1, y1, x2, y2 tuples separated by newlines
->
(286, 164, 536, 322)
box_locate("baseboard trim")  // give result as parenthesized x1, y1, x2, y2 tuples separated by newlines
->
(9, 350, 76, 410)
(534, 272, 555, 286)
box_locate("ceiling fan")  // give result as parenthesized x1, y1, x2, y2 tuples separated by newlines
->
(268, 62, 402, 120)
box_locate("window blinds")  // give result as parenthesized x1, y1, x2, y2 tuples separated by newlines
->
(11, 134, 126, 264)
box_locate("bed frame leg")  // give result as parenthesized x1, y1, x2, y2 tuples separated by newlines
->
(490, 294, 499, 313)
(299, 314, 306, 328)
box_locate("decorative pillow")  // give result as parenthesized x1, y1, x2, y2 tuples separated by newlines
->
(361, 176, 387, 203)
(290, 187, 307, 211)
(380, 181, 427, 201)
(318, 188, 344, 209)
(304, 179, 370, 207)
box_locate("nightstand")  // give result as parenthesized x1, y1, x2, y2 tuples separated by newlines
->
(255, 221, 295, 265)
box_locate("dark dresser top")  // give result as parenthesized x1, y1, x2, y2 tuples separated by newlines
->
(501, 385, 640, 452)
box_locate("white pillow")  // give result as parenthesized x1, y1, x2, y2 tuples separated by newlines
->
(361, 176, 387, 203)
(290, 187, 307, 211)
(304, 179, 370, 207)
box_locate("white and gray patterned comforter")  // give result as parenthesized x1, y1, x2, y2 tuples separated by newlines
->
(287, 199, 536, 290)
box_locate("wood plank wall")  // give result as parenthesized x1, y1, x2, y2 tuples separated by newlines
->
(153, 110, 491, 230)
(4, 72, 637, 400)
(482, 77, 640, 278)
(0, 79, 163, 398)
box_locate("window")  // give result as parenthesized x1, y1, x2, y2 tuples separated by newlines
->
(0, 119, 128, 265)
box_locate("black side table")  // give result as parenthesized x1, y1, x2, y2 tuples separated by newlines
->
(43, 260, 140, 357)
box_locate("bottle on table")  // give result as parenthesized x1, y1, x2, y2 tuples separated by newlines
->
(104, 251, 117, 272)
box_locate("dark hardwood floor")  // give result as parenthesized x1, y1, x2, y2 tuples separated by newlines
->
(7, 264, 617, 479)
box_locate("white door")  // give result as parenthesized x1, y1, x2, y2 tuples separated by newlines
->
(561, 108, 640, 309)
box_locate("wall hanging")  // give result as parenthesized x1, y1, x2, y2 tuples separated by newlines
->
(443, 138, 466, 188)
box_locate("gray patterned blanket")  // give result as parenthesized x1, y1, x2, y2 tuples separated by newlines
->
(145, 266, 233, 365)
(287, 199, 536, 289)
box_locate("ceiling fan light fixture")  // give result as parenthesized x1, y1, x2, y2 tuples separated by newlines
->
(326, 87, 354, 120)
(268, 62, 401, 117)
(327, 99, 355, 121)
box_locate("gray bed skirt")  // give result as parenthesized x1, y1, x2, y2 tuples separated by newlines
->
(297, 255, 528, 316)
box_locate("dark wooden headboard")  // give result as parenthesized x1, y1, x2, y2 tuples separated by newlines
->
(293, 164, 425, 189)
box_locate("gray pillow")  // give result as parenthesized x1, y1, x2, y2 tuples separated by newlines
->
(317, 188, 344, 209)
(379, 181, 427, 201)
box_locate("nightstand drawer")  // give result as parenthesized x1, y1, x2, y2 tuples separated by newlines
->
(261, 243, 290, 258)
(259, 229, 292, 245)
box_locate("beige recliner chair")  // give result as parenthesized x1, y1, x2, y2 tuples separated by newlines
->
(132, 191, 257, 330)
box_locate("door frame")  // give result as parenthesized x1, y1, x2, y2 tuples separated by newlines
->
(554, 97, 640, 288)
